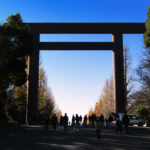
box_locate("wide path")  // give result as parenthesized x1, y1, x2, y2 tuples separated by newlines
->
(0, 125, 150, 150)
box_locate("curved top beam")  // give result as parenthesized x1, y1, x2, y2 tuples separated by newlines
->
(27, 23, 145, 34)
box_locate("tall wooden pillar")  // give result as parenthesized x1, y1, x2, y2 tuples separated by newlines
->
(28, 33, 39, 124)
(112, 33, 126, 113)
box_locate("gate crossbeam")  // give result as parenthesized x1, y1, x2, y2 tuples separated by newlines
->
(28, 23, 145, 34)
(40, 42, 114, 50)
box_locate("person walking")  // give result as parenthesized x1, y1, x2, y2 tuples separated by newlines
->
(79, 115, 82, 126)
(116, 117, 122, 134)
(91, 114, 96, 128)
(51, 114, 58, 132)
(44, 116, 49, 129)
(72, 115, 75, 129)
(83, 115, 87, 127)
(94, 117, 103, 140)
(75, 114, 80, 131)
(122, 113, 129, 134)
(63, 113, 68, 132)
(100, 114, 104, 123)
(108, 115, 113, 126)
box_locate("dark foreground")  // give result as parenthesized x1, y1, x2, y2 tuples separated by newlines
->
(0, 125, 150, 150)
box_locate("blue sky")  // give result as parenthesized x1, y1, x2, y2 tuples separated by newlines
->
(0, 0, 149, 23)
(0, 0, 149, 119)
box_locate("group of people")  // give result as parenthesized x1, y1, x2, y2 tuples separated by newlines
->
(60, 113, 69, 132)
(44, 113, 69, 132)
(44, 114, 58, 131)
(71, 114, 84, 131)
(90, 113, 130, 139)
(44, 113, 88, 132)
(43, 112, 130, 140)
(89, 114, 104, 128)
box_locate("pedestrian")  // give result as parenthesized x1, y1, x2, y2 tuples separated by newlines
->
(63, 113, 68, 132)
(116, 117, 122, 134)
(100, 114, 104, 123)
(79, 115, 82, 126)
(89, 115, 92, 127)
(60, 115, 63, 125)
(122, 113, 129, 134)
(44, 116, 49, 129)
(94, 117, 103, 140)
(72, 115, 75, 129)
(51, 114, 58, 132)
(75, 114, 80, 131)
(91, 113, 96, 128)
(83, 115, 87, 127)
(108, 115, 113, 126)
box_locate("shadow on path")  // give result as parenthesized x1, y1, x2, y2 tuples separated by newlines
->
(0, 125, 150, 150)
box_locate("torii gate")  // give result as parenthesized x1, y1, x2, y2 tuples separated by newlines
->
(27, 23, 145, 123)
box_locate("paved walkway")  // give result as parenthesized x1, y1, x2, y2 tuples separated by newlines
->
(0, 125, 150, 150)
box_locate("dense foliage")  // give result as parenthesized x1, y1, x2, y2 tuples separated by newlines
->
(0, 13, 33, 123)
(0, 13, 33, 90)
(135, 105, 150, 121)
(144, 6, 150, 48)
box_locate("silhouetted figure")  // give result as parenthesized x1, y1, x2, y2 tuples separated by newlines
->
(72, 115, 75, 129)
(91, 114, 96, 128)
(147, 120, 150, 127)
(116, 117, 122, 134)
(108, 115, 113, 126)
(115, 113, 119, 120)
(94, 117, 103, 140)
(83, 115, 87, 127)
(105, 119, 108, 126)
(100, 114, 104, 123)
(122, 113, 129, 134)
(89, 115, 92, 126)
(63, 113, 68, 132)
(75, 114, 80, 131)
(79, 115, 82, 126)
(60, 115, 63, 125)
(44, 116, 49, 129)
(51, 114, 58, 132)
